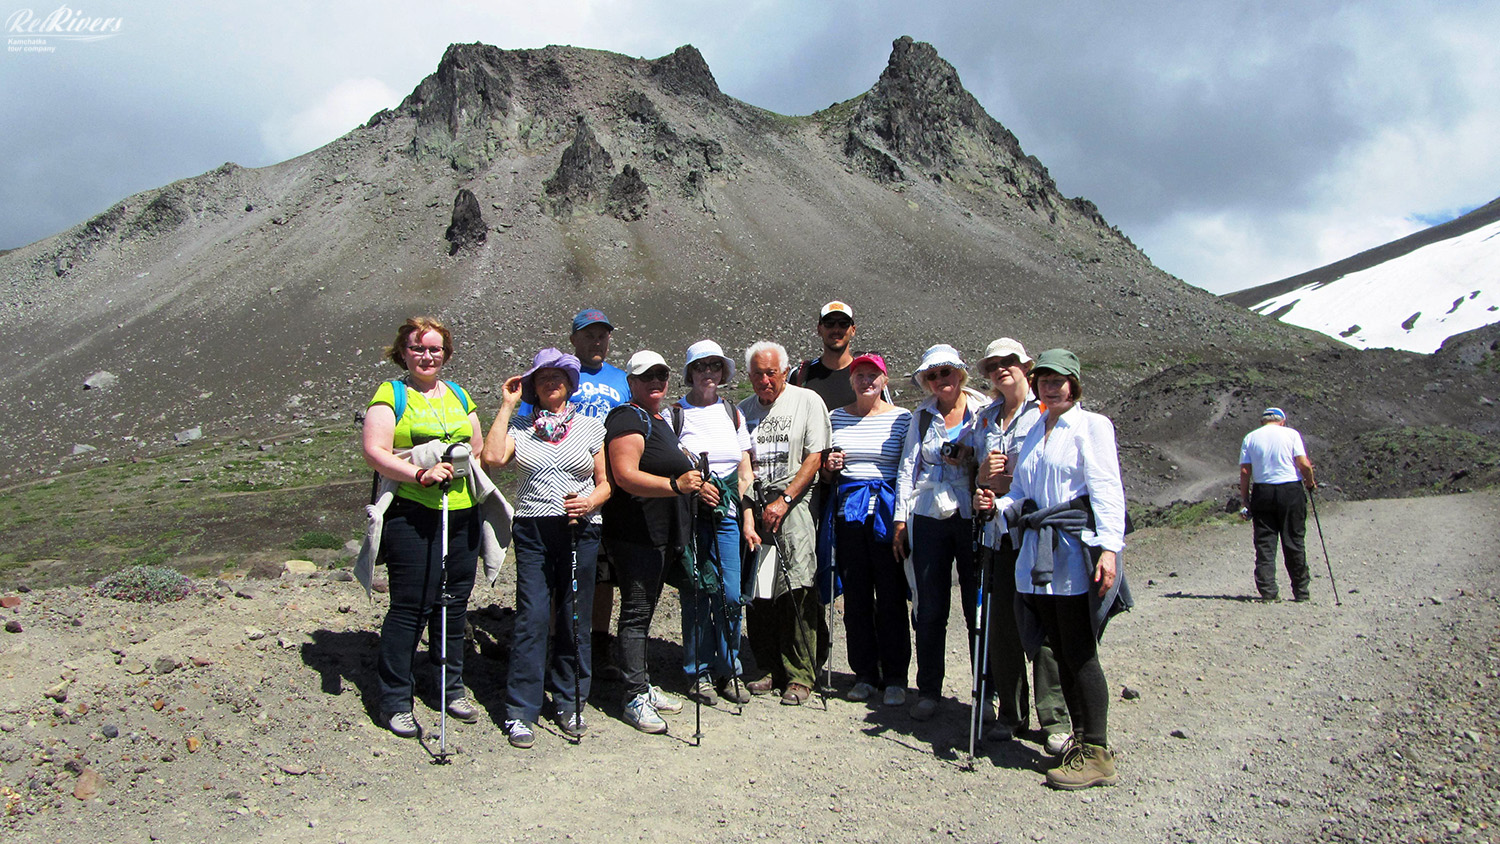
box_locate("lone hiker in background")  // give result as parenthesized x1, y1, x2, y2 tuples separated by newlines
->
(1238, 407, 1316, 603)
(521, 309, 632, 680)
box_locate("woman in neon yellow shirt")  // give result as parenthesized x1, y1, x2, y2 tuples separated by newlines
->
(361, 316, 486, 738)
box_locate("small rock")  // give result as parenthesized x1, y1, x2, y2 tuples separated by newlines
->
(1170, 729, 1188, 739)
(185, 736, 201, 753)
(245, 627, 265, 641)
(84, 371, 119, 390)
(283, 560, 317, 576)
(71, 443, 98, 455)
(1121, 686, 1141, 700)
(0, 595, 20, 608)
(337, 604, 352, 614)
(1445, 821, 1462, 834)
(1429, 595, 1444, 605)
(73, 767, 102, 800)
(76, 702, 89, 714)
(277, 636, 298, 650)
(328, 570, 354, 582)
(173, 427, 203, 444)
(101, 724, 119, 739)
(372, 579, 389, 594)
(4, 620, 20, 633)
(44, 680, 70, 702)
(190, 656, 212, 667)
(342, 540, 361, 556)
(235, 588, 258, 600)
(152, 698, 166, 712)
(153, 656, 179, 675)
(279, 763, 308, 776)
(123, 660, 148, 675)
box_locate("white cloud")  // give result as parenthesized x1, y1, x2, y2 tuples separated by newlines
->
(259, 78, 403, 162)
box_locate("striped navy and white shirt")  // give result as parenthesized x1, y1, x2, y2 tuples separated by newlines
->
(508, 412, 606, 523)
(830, 406, 912, 483)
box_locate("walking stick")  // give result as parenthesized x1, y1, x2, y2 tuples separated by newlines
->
(432, 442, 470, 765)
(566, 494, 584, 743)
(1307, 486, 1340, 606)
(756, 480, 818, 708)
(966, 486, 991, 771)
(820, 447, 843, 711)
(689, 453, 708, 747)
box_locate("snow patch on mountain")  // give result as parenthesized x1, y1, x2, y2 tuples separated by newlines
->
(1247, 219, 1500, 353)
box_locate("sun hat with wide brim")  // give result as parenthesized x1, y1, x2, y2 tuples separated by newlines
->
(980, 337, 1032, 367)
(683, 339, 736, 381)
(520, 347, 581, 404)
(910, 343, 967, 388)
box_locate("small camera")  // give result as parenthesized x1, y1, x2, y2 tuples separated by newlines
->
(940, 441, 962, 460)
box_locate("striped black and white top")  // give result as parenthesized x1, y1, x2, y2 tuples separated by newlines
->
(508, 412, 607, 522)
(830, 407, 912, 483)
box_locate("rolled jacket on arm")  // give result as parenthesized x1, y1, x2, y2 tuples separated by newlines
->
(1002, 495, 1094, 587)
(834, 478, 898, 543)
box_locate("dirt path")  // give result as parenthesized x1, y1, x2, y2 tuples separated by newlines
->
(2, 491, 1497, 843)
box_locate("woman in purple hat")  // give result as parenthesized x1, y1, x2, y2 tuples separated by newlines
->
(483, 348, 610, 748)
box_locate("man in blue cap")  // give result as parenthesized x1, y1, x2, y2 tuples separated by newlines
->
(1238, 407, 1316, 602)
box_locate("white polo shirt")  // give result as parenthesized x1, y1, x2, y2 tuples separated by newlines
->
(1239, 424, 1306, 484)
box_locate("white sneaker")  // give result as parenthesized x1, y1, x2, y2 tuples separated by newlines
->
(847, 681, 877, 702)
(1046, 732, 1073, 756)
(882, 685, 907, 706)
(623, 692, 667, 734)
(504, 719, 535, 749)
(386, 711, 419, 738)
(647, 685, 683, 714)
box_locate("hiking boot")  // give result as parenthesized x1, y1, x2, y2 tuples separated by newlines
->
(745, 675, 776, 696)
(717, 677, 752, 705)
(647, 685, 683, 714)
(556, 710, 587, 739)
(984, 723, 1016, 742)
(847, 681, 877, 702)
(446, 697, 480, 724)
(1293, 593, 1312, 603)
(780, 682, 812, 706)
(623, 692, 667, 734)
(911, 696, 939, 721)
(504, 719, 535, 749)
(386, 711, 419, 738)
(687, 677, 719, 706)
(1257, 594, 1281, 603)
(1045, 742, 1118, 790)
(882, 686, 907, 707)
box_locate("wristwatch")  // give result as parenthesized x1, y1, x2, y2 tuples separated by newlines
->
(781, 493, 794, 505)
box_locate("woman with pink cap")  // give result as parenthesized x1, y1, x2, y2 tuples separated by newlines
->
(821, 353, 913, 707)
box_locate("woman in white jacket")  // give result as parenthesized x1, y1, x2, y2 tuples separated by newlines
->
(992, 348, 1130, 791)
(892, 344, 990, 721)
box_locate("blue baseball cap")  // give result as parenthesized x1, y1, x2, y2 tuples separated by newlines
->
(571, 308, 613, 333)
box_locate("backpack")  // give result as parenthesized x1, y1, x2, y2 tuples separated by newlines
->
(667, 397, 742, 436)
(387, 378, 473, 422)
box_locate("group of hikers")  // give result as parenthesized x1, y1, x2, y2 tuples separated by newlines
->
(359, 301, 1138, 790)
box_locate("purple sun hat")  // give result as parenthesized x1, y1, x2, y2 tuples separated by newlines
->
(520, 347, 581, 404)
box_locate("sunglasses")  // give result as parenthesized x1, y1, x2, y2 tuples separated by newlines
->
(923, 366, 955, 382)
(820, 318, 853, 329)
(688, 359, 724, 371)
(637, 368, 671, 382)
(982, 357, 1022, 374)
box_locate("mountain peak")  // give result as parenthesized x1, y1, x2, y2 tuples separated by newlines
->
(649, 44, 723, 101)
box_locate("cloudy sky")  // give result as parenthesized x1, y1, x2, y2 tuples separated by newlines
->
(2, 0, 1495, 293)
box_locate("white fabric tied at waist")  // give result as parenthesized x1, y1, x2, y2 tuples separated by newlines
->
(354, 439, 515, 600)
(911, 476, 963, 521)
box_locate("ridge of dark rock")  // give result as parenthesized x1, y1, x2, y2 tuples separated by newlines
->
(649, 45, 724, 102)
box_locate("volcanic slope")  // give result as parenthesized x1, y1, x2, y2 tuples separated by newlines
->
(0, 37, 1329, 480)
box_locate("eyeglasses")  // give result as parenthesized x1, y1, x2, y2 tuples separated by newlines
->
(923, 367, 955, 382)
(982, 357, 1021, 375)
(407, 345, 445, 357)
(637, 368, 671, 382)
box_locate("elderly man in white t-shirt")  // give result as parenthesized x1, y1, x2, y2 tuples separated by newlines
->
(1238, 407, 1316, 602)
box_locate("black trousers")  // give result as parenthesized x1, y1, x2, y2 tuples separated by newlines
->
(1250, 482, 1310, 599)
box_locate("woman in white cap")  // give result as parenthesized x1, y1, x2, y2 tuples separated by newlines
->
(893, 344, 991, 720)
(671, 340, 757, 706)
(969, 339, 1070, 752)
(482, 347, 608, 748)
(991, 349, 1130, 790)
(602, 351, 713, 733)
(822, 353, 912, 706)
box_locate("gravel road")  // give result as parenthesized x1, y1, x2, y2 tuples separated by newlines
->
(2, 490, 1496, 843)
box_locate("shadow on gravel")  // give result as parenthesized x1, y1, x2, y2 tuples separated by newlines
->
(301, 630, 382, 721)
(1161, 591, 1261, 602)
(857, 701, 1047, 773)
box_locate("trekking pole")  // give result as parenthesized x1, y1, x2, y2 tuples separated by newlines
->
(1307, 486, 1341, 606)
(565, 493, 584, 744)
(690, 454, 708, 747)
(432, 442, 469, 765)
(820, 447, 844, 711)
(966, 487, 990, 771)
